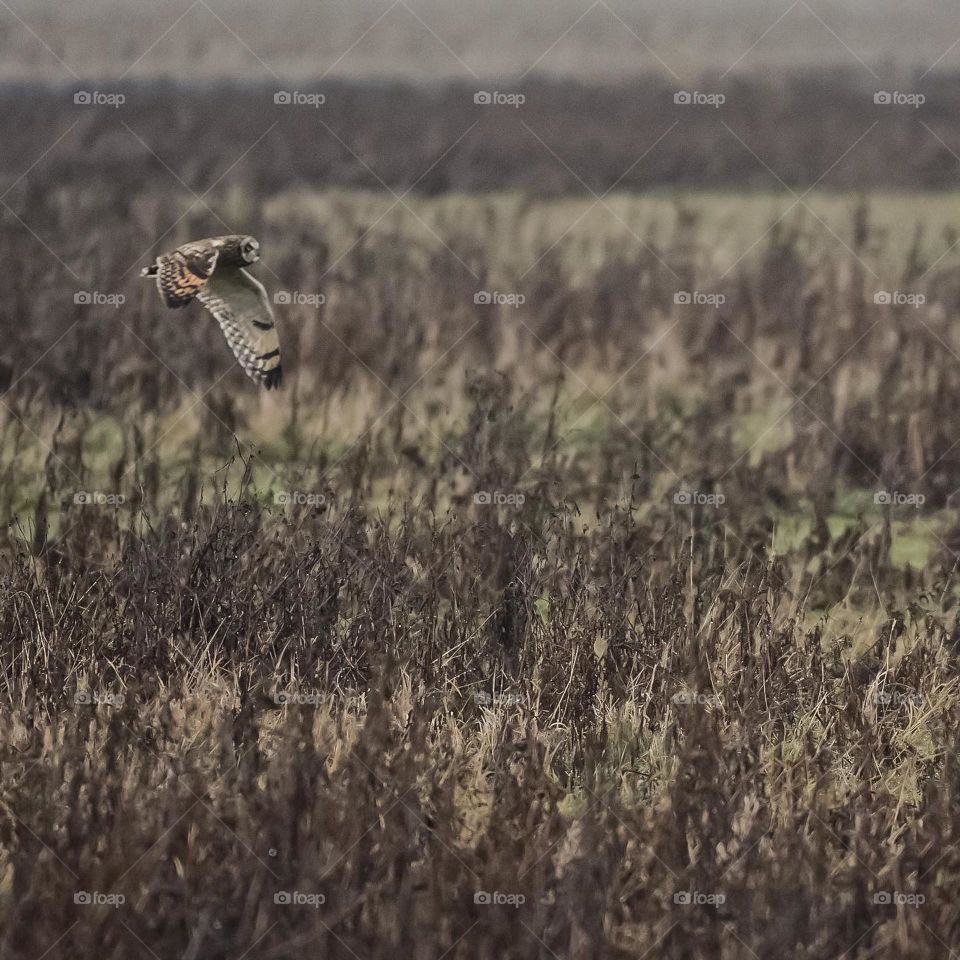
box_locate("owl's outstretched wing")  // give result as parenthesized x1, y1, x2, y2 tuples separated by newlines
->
(195, 267, 282, 389)
(155, 242, 220, 308)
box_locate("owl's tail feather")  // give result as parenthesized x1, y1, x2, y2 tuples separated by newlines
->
(140, 264, 158, 278)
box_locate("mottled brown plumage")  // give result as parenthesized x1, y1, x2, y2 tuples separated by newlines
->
(141, 235, 282, 389)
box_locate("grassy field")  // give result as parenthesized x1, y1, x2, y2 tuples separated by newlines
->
(4, 185, 960, 957)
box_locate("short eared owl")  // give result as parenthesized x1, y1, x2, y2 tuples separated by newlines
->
(140, 235, 282, 389)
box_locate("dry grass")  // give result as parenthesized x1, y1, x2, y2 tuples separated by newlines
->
(4, 152, 960, 955)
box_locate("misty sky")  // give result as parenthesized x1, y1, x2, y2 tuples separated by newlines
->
(0, 0, 957, 82)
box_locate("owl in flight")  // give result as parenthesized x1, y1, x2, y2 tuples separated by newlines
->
(140, 235, 282, 389)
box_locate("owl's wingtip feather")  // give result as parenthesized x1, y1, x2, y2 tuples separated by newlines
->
(263, 366, 283, 390)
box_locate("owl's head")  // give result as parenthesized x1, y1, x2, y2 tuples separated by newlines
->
(239, 236, 260, 263)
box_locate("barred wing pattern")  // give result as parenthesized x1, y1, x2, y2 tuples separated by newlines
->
(156, 244, 219, 308)
(196, 268, 282, 389)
